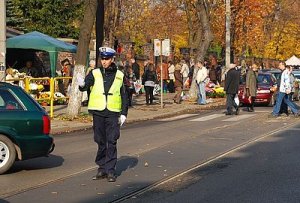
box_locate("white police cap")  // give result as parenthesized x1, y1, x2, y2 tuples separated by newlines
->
(99, 47, 116, 58)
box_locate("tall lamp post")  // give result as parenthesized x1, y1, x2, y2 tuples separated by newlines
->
(0, 0, 6, 82)
(225, 0, 231, 68)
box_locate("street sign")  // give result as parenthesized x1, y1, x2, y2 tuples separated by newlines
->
(162, 39, 170, 56)
(154, 39, 170, 56)
(154, 39, 161, 56)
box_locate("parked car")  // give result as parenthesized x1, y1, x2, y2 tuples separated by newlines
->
(0, 82, 54, 174)
(292, 70, 300, 80)
(261, 69, 281, 80)
(238, 72, 277, 106)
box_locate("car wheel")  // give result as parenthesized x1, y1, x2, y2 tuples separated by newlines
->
(0, 135, 16, 174)
(268, 95, 275, 107)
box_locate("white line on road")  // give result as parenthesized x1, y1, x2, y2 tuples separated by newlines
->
(222, 114, 256, 122)
(190, 114, 224, 121)
(253, 110, 270, 113)
(158, 114, 199, 121)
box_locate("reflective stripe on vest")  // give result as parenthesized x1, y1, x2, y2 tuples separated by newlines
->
(88, 69, 124, 112)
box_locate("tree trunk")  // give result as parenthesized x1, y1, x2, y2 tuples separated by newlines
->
(194, 0, 213, 61)
(66, 0, 98, 119)
(187, 0, 213, 100)
(96, 0, 105, 67)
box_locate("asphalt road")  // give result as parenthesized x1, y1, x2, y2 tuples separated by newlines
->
(1, 106, 300, 203)
(128, 123, 300, 203)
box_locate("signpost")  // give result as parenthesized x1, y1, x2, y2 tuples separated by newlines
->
(154, 39, 170, 108)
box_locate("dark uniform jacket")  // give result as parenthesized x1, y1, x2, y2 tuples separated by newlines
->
(224, 67, 240, 94)
(79, 63, 128, 117)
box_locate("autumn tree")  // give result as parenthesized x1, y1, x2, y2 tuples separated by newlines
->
(8, 0, 84, 38)
(263, 0, 300, 60)
(103, 0, 122, 47)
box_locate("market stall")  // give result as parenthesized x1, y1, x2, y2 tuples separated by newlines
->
(6, 31, 77, 117)
(6, 31, 77, 77)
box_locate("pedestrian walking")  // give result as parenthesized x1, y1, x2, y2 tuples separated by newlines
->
(208, 65, 217, 85)
(77, 47, 128, 182)
(245, 63, 258, 112)
(173, 63, 183, 104)
(142, 63, 157, 105)
(224, 63, 240, 115)
(124, 66, 136, 107)
(270, 62, 299, 117)
(156, 60, 169, 93)
(180, 60, 189, 88)
(288, 66, 299, 101)
(131, 58, 140, 80)
(195, 60, 208, 105)
(168, 60, 175, 93)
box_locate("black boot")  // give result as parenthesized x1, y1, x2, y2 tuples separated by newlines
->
(92, 171, 107, 180)
(107, 173, 116, 182)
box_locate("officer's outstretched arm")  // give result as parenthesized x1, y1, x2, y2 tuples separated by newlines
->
(78, 72, 94, 91)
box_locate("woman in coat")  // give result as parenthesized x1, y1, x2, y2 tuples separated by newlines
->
(245, 63, 258, 112)
(142, 63, 157, 105)
(174, 63, 183, 104)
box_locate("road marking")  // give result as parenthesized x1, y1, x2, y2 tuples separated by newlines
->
(190, 114, 224, 121)
(253, 110, 270, 113)
(222, 114, 256, 122)
(158, 114, 198, 121)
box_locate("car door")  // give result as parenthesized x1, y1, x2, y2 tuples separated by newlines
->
(0, 87, 41, 138)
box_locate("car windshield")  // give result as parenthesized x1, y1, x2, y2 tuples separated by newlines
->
(240, 73, 276, 85)
(257, 74, 272, 85)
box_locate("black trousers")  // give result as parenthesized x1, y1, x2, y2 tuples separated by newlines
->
(126, 86, 134, 106)
(144, 86, 154, 104)
(246, 96, 255, 110)
(93, 114, 120, 174)
(168, 80, 175, 93)
(226, 93, 238, 113)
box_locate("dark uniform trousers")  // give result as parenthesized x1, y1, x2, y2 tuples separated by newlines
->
(93, 114, 120, 174)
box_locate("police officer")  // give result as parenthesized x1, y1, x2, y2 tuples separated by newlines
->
(77, 47, 128, 182)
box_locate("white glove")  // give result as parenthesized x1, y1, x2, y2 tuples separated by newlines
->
(120, 115, 126, 126)
(77, 75, 85, 87)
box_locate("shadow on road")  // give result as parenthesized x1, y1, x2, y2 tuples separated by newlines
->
(116, 156, 138, 177)
(7, 154, 64, 174)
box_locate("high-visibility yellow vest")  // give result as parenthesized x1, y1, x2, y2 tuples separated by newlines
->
(88, 69, 124, 112)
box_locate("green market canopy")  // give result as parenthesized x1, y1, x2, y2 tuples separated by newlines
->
(6, 31, 77, 77)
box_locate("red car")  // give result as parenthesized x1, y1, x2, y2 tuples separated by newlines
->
(238, 72, 277, 106)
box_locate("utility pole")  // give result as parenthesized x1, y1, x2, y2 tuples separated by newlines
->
(225, 0, 231, 69)
(0, 0, 6, 82)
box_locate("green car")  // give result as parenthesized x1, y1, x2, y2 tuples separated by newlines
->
(0, 82, 54, 174)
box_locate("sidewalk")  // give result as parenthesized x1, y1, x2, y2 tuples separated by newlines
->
(46, 93, 226, 135)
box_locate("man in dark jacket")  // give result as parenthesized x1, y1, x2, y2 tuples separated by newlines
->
(131, 58, 140, 80)
(224, 63, 240, 115)
(77, 47, 128, 182)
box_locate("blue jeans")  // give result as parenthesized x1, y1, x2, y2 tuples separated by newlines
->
(272, 92, 299, 115)
(197, 82, 206, 104)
